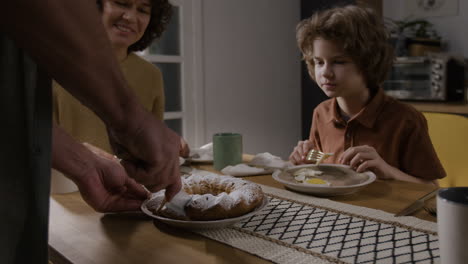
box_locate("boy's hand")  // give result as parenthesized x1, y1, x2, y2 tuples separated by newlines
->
(338, 145, 392, 179)
(289, 140, 315, 165)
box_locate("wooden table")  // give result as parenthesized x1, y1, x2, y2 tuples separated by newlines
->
(49, 163, 437, 264)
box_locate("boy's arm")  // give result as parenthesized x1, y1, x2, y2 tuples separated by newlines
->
(340, 111, 443, 186)
(340, 144, 439, 186)
(379, 165, 439, 186)
(289, 110, 320, 165)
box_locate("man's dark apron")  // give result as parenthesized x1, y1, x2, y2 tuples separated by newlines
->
(0, 34, 52, 264)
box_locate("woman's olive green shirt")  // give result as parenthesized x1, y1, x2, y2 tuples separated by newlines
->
(53, 52, 165, 153)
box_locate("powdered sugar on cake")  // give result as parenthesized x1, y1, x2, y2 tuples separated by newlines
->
(183, 173, 261, 211)
(147, 171, 264, 220)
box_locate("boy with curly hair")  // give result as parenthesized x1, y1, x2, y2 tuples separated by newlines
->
(289, 5, 445, 185)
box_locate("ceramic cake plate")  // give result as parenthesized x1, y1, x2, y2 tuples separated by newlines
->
(141, 196, 269, 229)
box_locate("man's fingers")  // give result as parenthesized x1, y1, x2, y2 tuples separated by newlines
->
(165, 160, 182, 200)
(145, 183, 166, 193)
(108, 185, 127, 195)
(107, 199, 144, 212)
(83, 142, 116, 161)
(120, 160, 151, 184)
(165, 180, 182, 202)
(125, 177, 149, 200)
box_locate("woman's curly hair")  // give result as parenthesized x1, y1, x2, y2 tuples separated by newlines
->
(296, 5, 394, 93)
(96, 0, 173, 52)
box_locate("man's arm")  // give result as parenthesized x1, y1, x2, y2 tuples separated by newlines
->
(52, 124, 149, 212)
(2, 0, 138, 128)
(1, 0, 182, 200)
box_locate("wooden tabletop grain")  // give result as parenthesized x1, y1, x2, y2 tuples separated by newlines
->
(49, 162, 437, 264)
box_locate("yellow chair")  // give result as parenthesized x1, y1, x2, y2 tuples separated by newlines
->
(423, 112, 468, 187)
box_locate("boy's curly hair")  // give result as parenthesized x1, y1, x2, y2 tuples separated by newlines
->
(96, 0, 172, 52)
(296, 5, 394, 93)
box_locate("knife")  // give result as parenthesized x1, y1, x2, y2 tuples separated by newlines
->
(394, 188, 439, 217)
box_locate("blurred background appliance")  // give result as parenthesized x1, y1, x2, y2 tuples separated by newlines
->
(383, 53, 465, 101)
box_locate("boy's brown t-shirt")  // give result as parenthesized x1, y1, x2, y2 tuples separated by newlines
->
(309, 88, 446, 180)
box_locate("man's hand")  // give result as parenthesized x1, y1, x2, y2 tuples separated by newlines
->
(75, 153, 149, 212)
(52, 125, 148, 212)
(108, 110, 182, 201)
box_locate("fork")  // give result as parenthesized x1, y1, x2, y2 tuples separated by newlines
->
(306, 149, 334, 165)
(424, 206, 437, 217)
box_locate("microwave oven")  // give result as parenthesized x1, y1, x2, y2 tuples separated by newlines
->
(383, 54, 465, 101)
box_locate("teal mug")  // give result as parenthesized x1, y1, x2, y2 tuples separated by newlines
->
(213, 133, 242, 171)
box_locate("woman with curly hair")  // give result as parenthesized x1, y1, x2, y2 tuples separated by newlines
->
(53, 0, 189, 162)
(96, 0, 172, 58)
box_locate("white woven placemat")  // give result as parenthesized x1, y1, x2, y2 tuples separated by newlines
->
(193, 185, 439, 264)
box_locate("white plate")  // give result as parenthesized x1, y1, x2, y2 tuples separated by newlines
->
(141, 196, 269, 229)
(189, 157, 213, 163)
(272, 164, 376, 196)
(188, 143, 213, 163)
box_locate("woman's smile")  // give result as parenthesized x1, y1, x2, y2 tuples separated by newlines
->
(101, 0, 151, 58)
(114, 23, 135, 33)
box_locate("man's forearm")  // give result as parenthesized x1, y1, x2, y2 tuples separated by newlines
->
(1, 0, 141, 131)
(52, 124, 93, 183)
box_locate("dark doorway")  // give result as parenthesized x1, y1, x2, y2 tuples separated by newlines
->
(300, 0, 355, 139)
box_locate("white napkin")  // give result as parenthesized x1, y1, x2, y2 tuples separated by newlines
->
(221, 164, 271, 177)
(189, 142, 213, 161)
(221, 152, 292, 177)
(179, 157, 186, 166)
(249, 152, 292, 169)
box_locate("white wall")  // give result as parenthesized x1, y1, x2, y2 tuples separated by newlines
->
(201, 0, 301, 159)
(383, 0, 468, 58)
